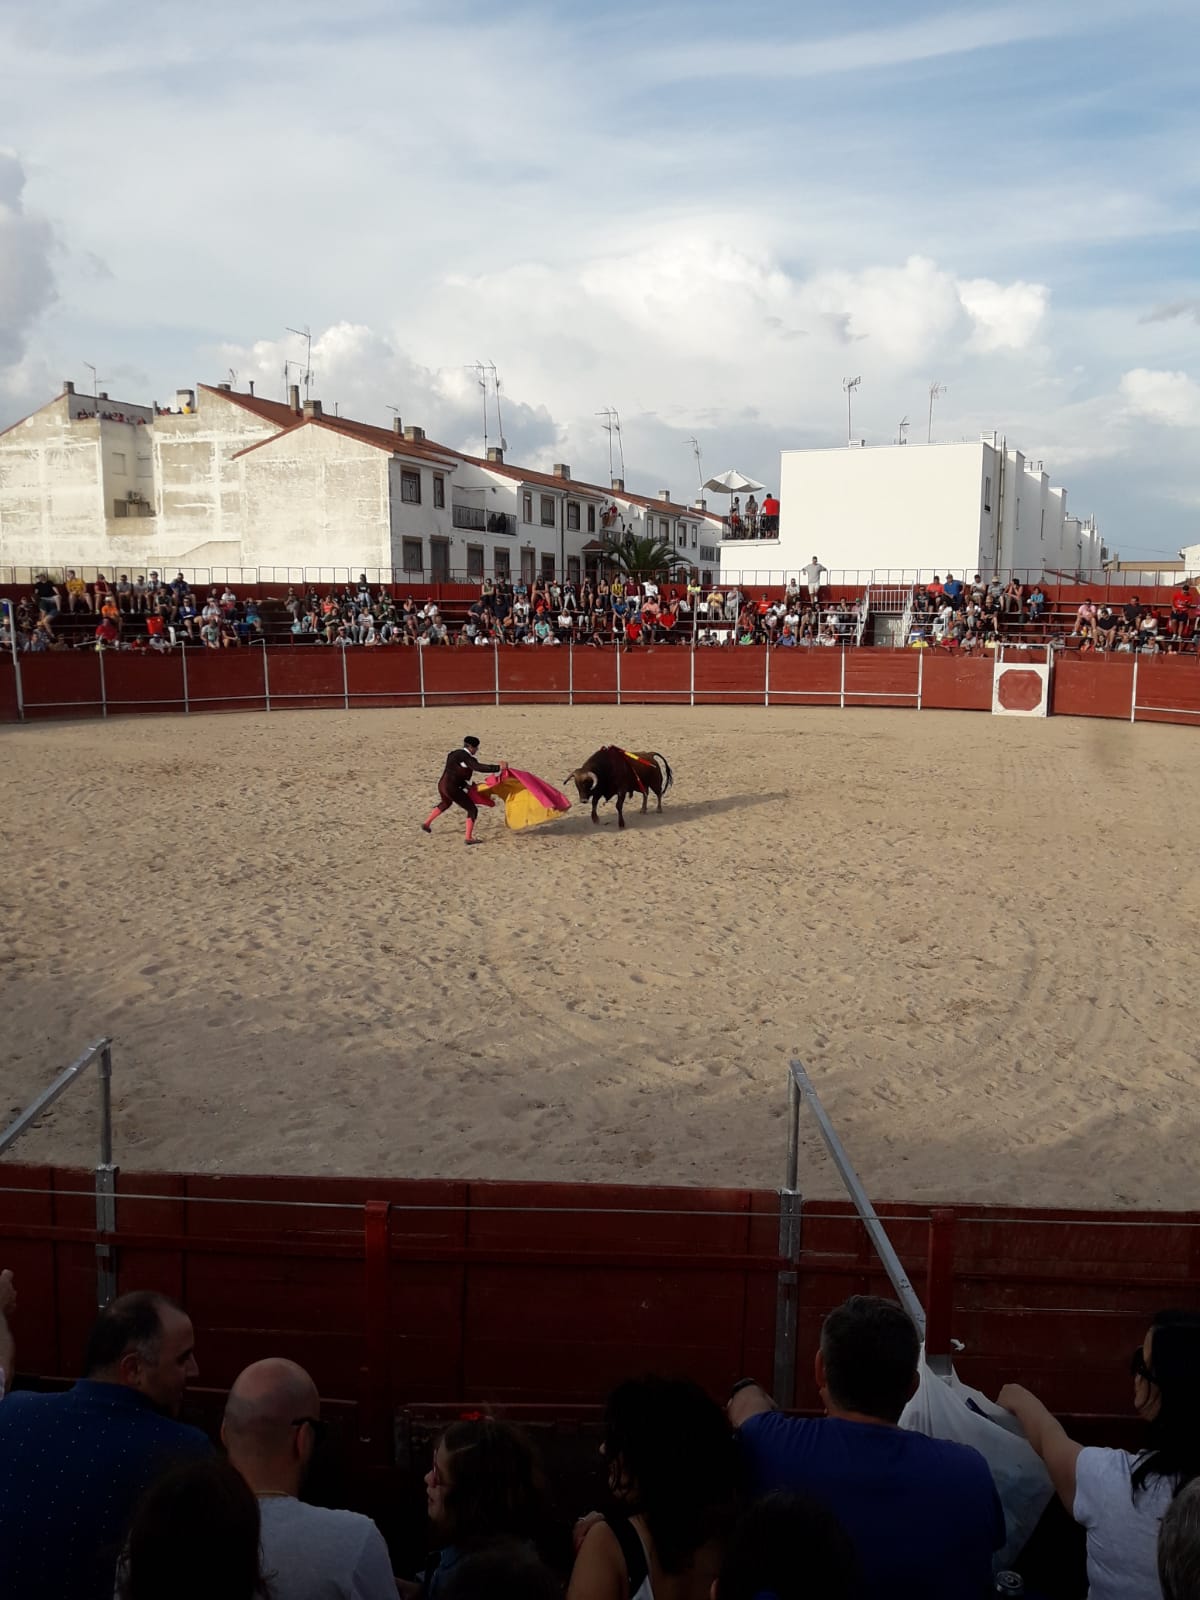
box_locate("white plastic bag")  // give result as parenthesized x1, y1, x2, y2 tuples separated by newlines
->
(900, 1351, 1054, 1569)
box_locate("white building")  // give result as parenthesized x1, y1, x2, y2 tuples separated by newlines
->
(0, 380, 725, 583)
(719, 437, 1101, 584)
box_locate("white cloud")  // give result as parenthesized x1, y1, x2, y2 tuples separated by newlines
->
(958, 278, 1048, 352)
(1119, 368, 1200, 428)
(0, 149, 55, 378)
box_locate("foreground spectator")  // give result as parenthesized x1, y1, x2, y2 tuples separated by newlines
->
(117, 1455, 268, 1600)
(443, 1541, 560, 1600)
(1000, 1309, 1200, 1600)
(0, 1290, 209, 1600)
(419, 1417, 548, 1598)
(1161, 1478, 1200, 1600)
(568, 1376, 738, 1600)
(716, 1492, 857, 1600)
(729, 1295, 1002, 1599)
(222, 1356, 396, 1600)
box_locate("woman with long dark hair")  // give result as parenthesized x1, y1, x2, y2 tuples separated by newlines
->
(118, 1456, 268, 1600)
(568, 1377, 739, 1600)
(1001, 1309, 1200, 1599)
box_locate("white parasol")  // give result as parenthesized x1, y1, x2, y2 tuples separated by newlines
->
(703, 469, 765, 496)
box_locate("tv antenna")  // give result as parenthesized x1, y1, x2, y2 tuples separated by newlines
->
(596, 407, 626, 480)
(898, 416, 909, 446)
(227, 367, 238, 390)
(842, 376, 861, 446)
(928, 382, 946, 443)
(286, 325, 313, 401)
(84, 362, 99, 407)
(491, 364, 508, 452)
(283, 359, 305, 403)
(686, 436, 703, 490)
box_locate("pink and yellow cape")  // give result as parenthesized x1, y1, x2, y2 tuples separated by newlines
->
(476, 767, 572, 831)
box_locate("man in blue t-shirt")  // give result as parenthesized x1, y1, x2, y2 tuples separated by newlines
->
(0, 1290, 210, 1600)
(730, 1295, 1003, 1600)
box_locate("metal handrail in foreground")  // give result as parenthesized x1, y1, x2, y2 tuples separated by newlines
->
(0, 1037, 117, 1307)
(774, 1058, 938, 1405)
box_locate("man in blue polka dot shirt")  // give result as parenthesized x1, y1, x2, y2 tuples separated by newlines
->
(0, 1289, 210, 1599)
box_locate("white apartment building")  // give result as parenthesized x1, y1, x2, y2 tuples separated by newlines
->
(719, 437, 1101, 583)
(0, 381, 723, 583)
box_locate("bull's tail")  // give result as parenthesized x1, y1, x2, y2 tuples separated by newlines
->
(647, 752, 674, 794)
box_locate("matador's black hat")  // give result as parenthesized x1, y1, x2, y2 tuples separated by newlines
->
(464, 735, 481, 748)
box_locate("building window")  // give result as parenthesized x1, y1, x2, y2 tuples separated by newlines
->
(587, 505, 596, 533)
(433, 474, 445, 509)
(658, 518, 669, 538)
(1040, 509, 1046, 542)
(431, 539, 450, 582)
(136, 457, 153, 478)
(494, 548, 510, 580)
(566, 500, 580, 531)
(699, 544, 717, 563)
(567, 556, 581, 583)
(402, 538, 423, 574)
(691, 525, 697, 548)
(541, 553, 555, 579)
(522, 492, 533, 523)
(111, 452, 127, 474)
(984, 475, 992, 512)
(540, 494, 556, 528)
(467, 545, 484, 578)
(401, 469, 421, 504)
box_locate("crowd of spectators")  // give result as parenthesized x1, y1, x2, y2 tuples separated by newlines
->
(910, 573, 1200, 654)
(1, 1280, 1198, 1600)
(9, 570, 265, 654)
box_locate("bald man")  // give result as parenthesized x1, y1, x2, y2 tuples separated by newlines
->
(222, 1358, 395, 1599)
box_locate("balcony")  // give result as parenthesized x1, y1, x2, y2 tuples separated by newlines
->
(720, 516, 778, 542)
(452, 505, 515, 535)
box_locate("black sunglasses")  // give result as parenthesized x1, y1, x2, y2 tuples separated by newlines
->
(1130, 1347, 1155, 1383)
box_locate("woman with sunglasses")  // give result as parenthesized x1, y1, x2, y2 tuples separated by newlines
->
(567, 1377, 740, 1600)
(999, 1310, 1200, 1599)
(418, 1418, 549, 1599)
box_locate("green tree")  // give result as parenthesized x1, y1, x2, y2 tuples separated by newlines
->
(599, 531, 686, 581)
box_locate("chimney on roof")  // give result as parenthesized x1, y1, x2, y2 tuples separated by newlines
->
(657, 489, 671, 502)
(63, 380, 75, 395)
(248, 380, 255, 396)
(288, 384, 301, 412)
(303, 399, 323, 418)
(98, 392, 109, 401)
(486, 446, 505, 463)
(403, 425, 426, 442)
(218, 381, 232, 392)
(693, 497, 707, 511)
(392, 416, 404, 435)
(553, 463, 571, 479)
(611, 477, 625, 493)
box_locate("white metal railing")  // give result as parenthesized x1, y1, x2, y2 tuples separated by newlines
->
(899, 590, 916, 646)
(0, 1038, 118, 1307)
(854, 589, 870, 647)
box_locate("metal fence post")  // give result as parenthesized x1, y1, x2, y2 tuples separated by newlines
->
(3, 599, 24, 721)
(1130, 652, 1139, 723)
(98, 645, 108, 719)
(689, 641, 695, 707)
(341, 642, 349, 711)
(568, 642, 574, 708)
(418, 642, 426, 709)
(839, 647, 846, 710)
(94, 1040, 118, 1307)
(616, 638, 622, 707)
(262, 643, 271, 713)
(924, 1208, 957, 1377)
(764, 641, 770, 707)
(917, 645, 924, 710)
(494, 641, 500, 707)
(181, 644, 190, 714)
(772, 1063, 803, 1406)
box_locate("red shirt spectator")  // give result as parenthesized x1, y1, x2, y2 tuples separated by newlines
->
(926, 577, 944, 601)
(146, 614, 165, 637)
(624, 619, 642, 645)
(761, 495, 780, 518)
(95, 620, 119, 647)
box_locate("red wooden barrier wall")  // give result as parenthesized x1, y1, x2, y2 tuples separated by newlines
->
(2, 1162, 1197, 1443)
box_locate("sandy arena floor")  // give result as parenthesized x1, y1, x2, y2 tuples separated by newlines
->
(1, 704, 1198, 1209)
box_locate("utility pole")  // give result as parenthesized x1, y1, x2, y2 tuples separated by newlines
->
(843, 376, 861, 446)
(928, 382, 946, 444)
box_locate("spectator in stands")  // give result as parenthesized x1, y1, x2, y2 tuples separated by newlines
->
(33, 573, 61, 627)
(1075, 598, 1098, 634)
(715, 1493, 857, 1600)
(96, 617, 120, 650)
(1003, 575, 1025, 616)
(1027, 584, 1046, 622)
(926, 575, 945, 609)
(745, 493, 759, 533)
(804, 556, 826, 606)
(92, 572, 112, 611)
(0, 1268, 14, 1400)
(222, 1357, 396, 1600)
(417, 1418, 548, 1600)
(569, 1376, 738, 1600)
(1171, 582, 1196, 640)
(760, 491, 780, 534)
(1096, 605, 1120, 650)
(1004, 1310, 1200, 1597)
(943, 573, 963, 608)
(970, 573, 986, 605)
(117, 1455, 267, 1600)
(64, 568, 90, 612)
(1161, 1478, 1200, 1600)
(0, 1290, 208, 1600)
(729, 1295, 1002, 1599)
(200, 616, 221, 649)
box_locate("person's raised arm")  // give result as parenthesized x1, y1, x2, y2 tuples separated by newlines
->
(998, 1383, 1082, 1511)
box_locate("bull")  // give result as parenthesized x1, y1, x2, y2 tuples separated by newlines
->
(566, 746, 674, 829)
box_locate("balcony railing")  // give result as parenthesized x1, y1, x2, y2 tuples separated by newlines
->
(452, 506, 516, 535)
(720, 515, 779, 541)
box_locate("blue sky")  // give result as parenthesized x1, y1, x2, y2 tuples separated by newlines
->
(2, 0, 1198, 555)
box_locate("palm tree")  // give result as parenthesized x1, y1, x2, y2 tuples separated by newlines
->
(599, 531, 686, 582)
